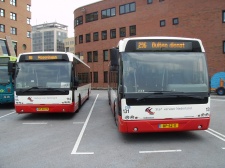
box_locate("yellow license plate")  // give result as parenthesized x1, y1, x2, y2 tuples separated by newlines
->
(159, 123, 179, 128)
(36, 107, 49, 111)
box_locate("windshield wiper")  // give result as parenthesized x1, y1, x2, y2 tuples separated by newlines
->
(22, 86, 40, 93)
(46, 88, 66, 93)
(137, 91, 205, 101)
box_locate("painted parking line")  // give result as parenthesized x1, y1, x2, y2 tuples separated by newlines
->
(222, 148, 225, 150)
(22, 123, 47, 125)
(73, 122, 85, 124)
(139, 149, 182, 154)
(71, 94, 99, 155)
(205, 128, 225, 142)
(0, 112, 15, 119)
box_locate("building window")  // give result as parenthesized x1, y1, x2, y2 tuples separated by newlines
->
(10, 27, 17, 35)
(223, 41, 225, 53)
(86, 33, 91, 43)
(79, 35, 83, 44)
(130, 25, 136, 36)
(0, 9, 5, 17)
(120, 27, 126, 37)
(93, 51, 98, 62)
(103, 50, 108, 61)
(147, 0, 153, 4)
(110, 29, 116, 39)
(93, 32, 99, 41)
(120, 2, 136, 15)
(173, 18, 179, 25)
(27, 31, 31, 38)
(93, 72, 98, 83)
(27, 18, 31, 24)
(223, 10, 225, 23)
(10, 12, 17, 20)
(0, 39, 9, 55)
(160, 20, 166, 27)
(87, 52, 92, 62)
(10, 0, 16, 6)
(102, 7, 116, 19)
(1, 0, 5, 2)
(104, 71, 108, 83)
(86, 12, 98, 23)
(102, 30, 107, 40)
(159, 0, 164, 2)
(0, 24, 5, 32)
(27, 4, 31, 11)
(75, 16, 83, 27)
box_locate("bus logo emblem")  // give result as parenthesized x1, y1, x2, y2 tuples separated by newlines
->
(145, 107, 155, 115)
(27, 97, 33, 102)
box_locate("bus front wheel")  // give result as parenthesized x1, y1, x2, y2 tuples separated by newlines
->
(216, 87, 225, 95)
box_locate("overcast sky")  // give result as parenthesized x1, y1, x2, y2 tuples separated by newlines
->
(31, 0, 102, 37)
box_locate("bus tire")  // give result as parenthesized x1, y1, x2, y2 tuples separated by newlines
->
(216, 87, 225, 95)
(75, 95, 81, 113)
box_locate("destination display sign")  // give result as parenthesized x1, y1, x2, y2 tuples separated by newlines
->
(136, 41, 192, 51)
(19, 54, 69, 62)
(26, 55, 61, 60)
(124, 39, 202, 52)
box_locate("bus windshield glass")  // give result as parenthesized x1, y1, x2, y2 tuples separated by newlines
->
(16, 62, 71, 89)
(122, 52, 208, 93)
(0, 66, 9, 84)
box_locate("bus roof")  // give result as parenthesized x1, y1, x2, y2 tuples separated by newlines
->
(117, 36, 205, 52)
(17, 52, 90, 68)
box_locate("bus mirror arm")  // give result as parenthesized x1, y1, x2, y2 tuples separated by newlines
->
(118, 85, 124, 94)
(8, 62, 16, 75)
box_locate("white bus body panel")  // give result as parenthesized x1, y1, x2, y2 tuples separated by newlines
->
(121, 98, 210, 120)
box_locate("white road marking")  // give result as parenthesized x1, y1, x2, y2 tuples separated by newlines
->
(205, 128, 225, 142)
(71, 94, 99, 155)
(139, 149, 182, 154)
(73, 122, 85, 124)
(22, 123, 47, 125)
(211, 99, 225, 101)
(0, 112, 15, 119)
(222, 148, 225, 150)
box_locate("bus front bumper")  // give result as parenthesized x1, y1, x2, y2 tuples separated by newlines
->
(117, 116, 210, 133)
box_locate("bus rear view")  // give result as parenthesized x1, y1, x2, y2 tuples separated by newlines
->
(108, 37, 210, 133)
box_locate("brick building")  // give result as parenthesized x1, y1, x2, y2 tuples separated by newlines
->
(74, 0, 225, 89)
(0, 0, 31, 56)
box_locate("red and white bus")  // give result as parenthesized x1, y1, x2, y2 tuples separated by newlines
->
(108, 37, 210, 133)
(13, 52, 91, 113)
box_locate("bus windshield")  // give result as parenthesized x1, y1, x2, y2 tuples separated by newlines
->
(122, 52, 208, 93)
(0, 66, 9, 84)
(16, 62, 71, 89)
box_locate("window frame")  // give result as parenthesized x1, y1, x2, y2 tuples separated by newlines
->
(223, 10, 225, 23)
(0, 24, 5, 32)
(86, 33, 91, 43)
(173, 18, 179, 25)
(103, 49, 108, 61)
(129, 25, 136, 36)
(102, 30, 107, 40)
(110, 29, 116, 39)
(119, 2, 136, 15)
(0, 8, 5, 17)
(93, 32, 99, 41)
(160, 20, 166, 27)
(93, 51, 98, 62)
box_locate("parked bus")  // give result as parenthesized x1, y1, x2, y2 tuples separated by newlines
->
(11, 52, 91, 113)
(108, 37, 210, 133)
(0, 55, 17, 104)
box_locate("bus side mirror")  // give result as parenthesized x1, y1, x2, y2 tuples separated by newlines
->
(8, 62, 16, 74)
(110, 48, 119, 67)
